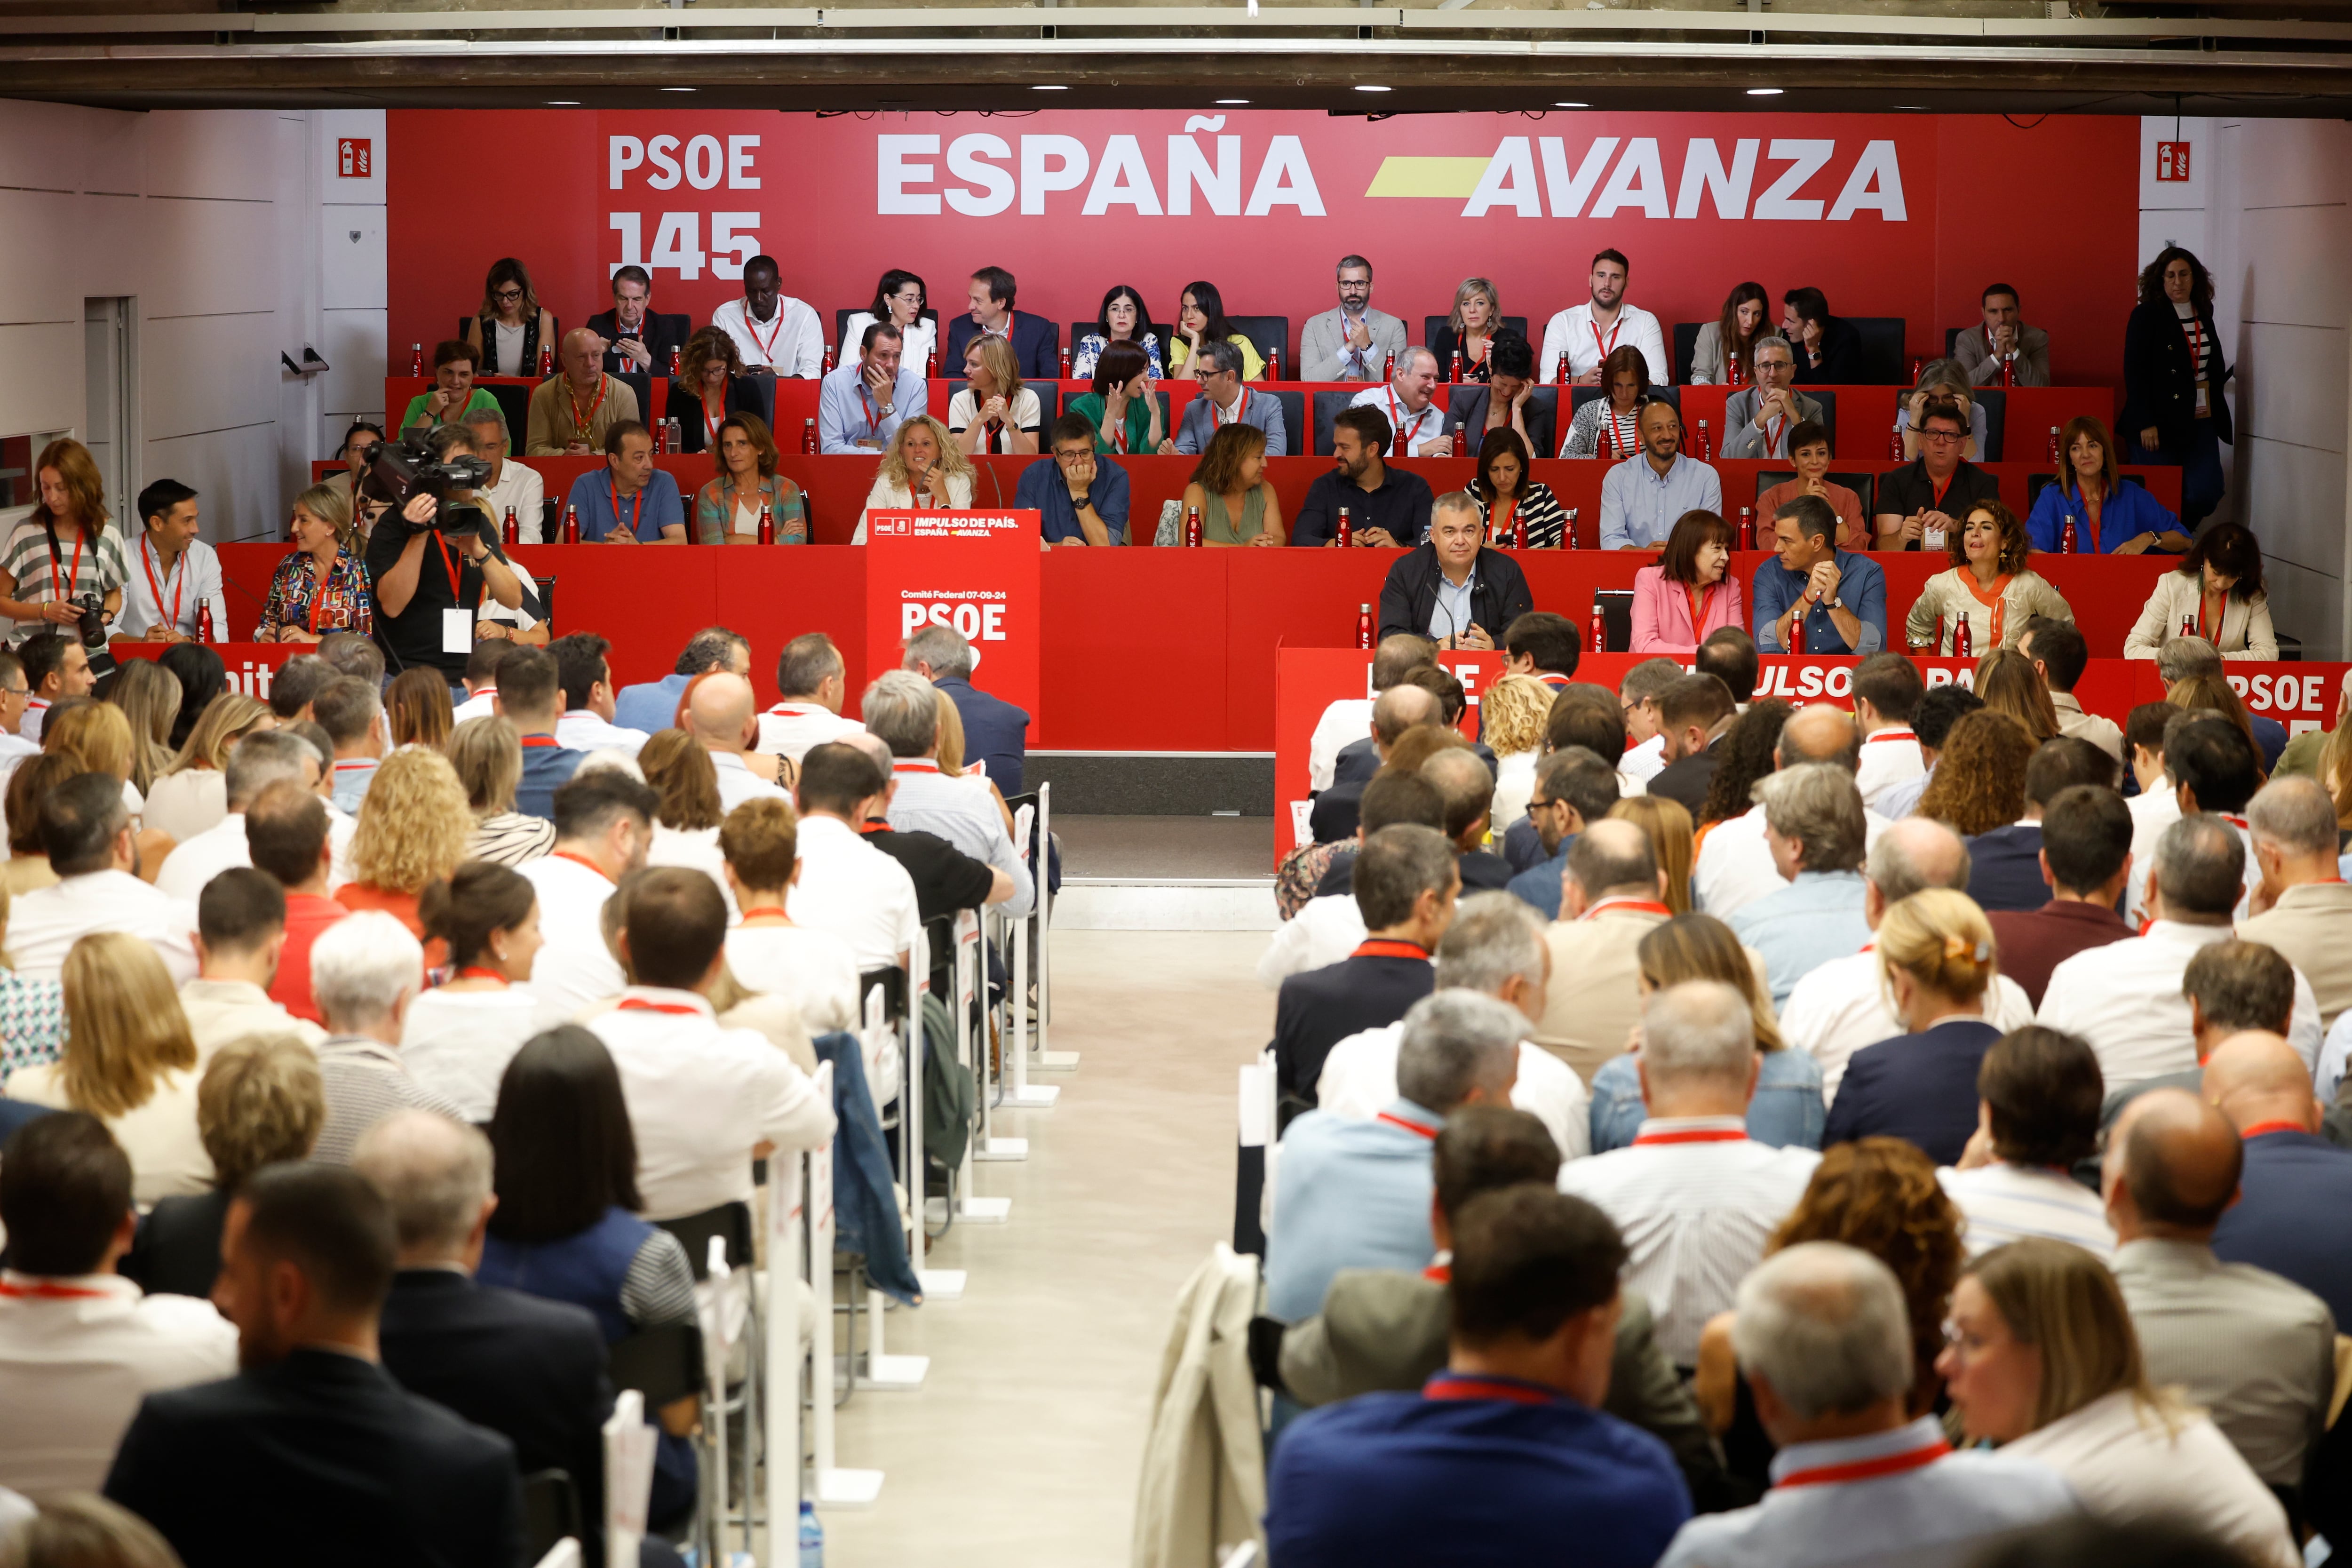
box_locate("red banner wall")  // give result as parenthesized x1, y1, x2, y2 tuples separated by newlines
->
(386, 111, 2139, 388)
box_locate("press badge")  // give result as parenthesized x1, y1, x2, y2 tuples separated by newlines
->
(444, 608, 473, 653)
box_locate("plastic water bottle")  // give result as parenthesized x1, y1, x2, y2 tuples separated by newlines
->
(665, 416, 683, 453)
(798, 1500, 824, 1568)
(1355, 604, 1374, 650)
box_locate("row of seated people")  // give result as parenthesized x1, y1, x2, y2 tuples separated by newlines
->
(0, 616, 1044, 1562)
(1224, 621, 2352, 1562)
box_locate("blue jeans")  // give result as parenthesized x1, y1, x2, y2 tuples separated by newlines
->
(2130, 422, 2225, 532)
(1587, 1048, 1827, 1154)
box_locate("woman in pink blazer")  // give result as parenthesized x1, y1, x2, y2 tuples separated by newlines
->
(1630, 508, 1745, 653)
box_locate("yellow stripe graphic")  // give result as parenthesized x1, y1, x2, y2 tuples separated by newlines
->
(1363, 156, 1494, 199)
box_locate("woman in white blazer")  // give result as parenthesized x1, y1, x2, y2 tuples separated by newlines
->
(2122, 521, 2278, 660)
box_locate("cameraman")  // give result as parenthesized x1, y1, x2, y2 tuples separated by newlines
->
(366, 424, 525, 692)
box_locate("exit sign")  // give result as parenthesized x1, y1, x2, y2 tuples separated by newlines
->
(336, 137, 373, 178)
(2156, 141, 2192, 181)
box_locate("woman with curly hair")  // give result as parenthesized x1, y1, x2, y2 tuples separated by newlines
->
(855, 416, 973, 543)
(336, 747, 472, 950)
(1974, 646, 2060, 745)
(666, 325, 761, 456)
(1916, 711, 2035, 836)
(1693, 1136, 1965, 1488)
(1481, 673, 1554, 832)
(1697, 699, 1792, 830)
(1903, 499, 2074, 656)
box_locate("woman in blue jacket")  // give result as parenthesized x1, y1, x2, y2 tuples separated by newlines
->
(2026, 414, 2192, 555)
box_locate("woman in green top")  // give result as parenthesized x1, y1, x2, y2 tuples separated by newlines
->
(401, 340, 502, 432)
(1181, 423, 1285, 548)
(1065, 340, 1163, 457)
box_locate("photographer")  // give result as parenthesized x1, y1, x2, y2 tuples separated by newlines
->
(0, 437, 126, 646)
(365, 424, 526, 691)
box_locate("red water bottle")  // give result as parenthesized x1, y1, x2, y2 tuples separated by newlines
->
(652, 420, 666, 455)
(1727, 352, 1745, 389)
(562, 505, 580, 544)
(1588, 600, 1608, 654)
(1384, 350, 1397, 381)
(1889, 427, 1906, 461)
(669, 346, 682, 376)
(196, 602, 215, 644)
(1556, 352, 1571, 387)
(1564, 506, 1581, 550)
(2047, 425, 2062, 462)
(1695, 420, 1713, 461)
(503, 506, 519, 545)
(821, 342, 835, 374)
(2000, 353, 2016, 389)
(1059, 346, 1071, 379)
(1355, 604, 1375, 650)
(1184, 505, 1204, 548)
(1511, 509, 1528, 550)
(1267, 347, 1281, 381)
(1910, 355, 1926, 382)
(2181, 612, 2197, 640)
(1788, 600, 1808, 655)
(2060, 514, 2078, 555)
(1953, 612, 1974, 659)
(758, 504, 775, 544)
(1451, 427, 1466, 457)
(1738, 506, 1756, 549)
(538, 345, 554, 377)
(802, 418, 817, 455)
(1449, 350, 1462, 383)
(409, 342, 423, 376)
(1336, 506, 1354, 549)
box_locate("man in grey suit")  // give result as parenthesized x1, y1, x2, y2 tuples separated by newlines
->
(1167, 339, 1287, 456)
(1278, 1103, 1733, 1509)
(2106, 1088, 2336, 1489)
(1300, 255, 1408, 383)
(1722, 336, 1823, 461)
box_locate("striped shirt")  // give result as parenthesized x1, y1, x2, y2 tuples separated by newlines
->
(465, 812, 556, 867)
(1938, 1162, 2115, 1260)
(311, 1037, 466, 1164)
(620, 1227, 699, 1330)
(1556, 1116, 1820, 1366)
(0, 517, 128, 644)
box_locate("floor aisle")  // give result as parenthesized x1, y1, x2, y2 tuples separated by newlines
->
(819, 929, 1270, 1567)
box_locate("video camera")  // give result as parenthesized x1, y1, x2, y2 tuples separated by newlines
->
(369, 430, 493, 530)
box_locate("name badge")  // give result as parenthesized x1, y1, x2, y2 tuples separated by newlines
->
(1923, 525, 1947, 549)
(443, 607, 473, 654)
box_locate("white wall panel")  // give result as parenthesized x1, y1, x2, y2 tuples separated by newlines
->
(2235, 322, 2350, 458)
(140, 313, 278, 444)
(2232, 204, 2352, 332)
(142, 112, 281, 205)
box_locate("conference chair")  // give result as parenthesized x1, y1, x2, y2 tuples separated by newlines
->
(952, 380, 1059, 429)
(1594, 589, 1635, 655)
(520, 1470, 583, 1568)
(1067, 322, 1176, 374)
(1310, 387, 1443, 457)
(1846, 317, 1909, 384)
(1970, 387, 2007, 462)
(1420, 315, 1531, 361)
(1223, 316, 1290, 377)
(483, 383, 533, 446)
(1671, 322, 1703, 385)
(607, 1322, 712, 1563)
(1756, 469, 1878, 517)
(832, 305, 939, 358)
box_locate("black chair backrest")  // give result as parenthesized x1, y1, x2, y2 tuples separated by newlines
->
(1311, 390, 1356, 457)
(1223, 316, 1290, 373)
(1594, 590, 1635, 655)
(2026, 471, 2145, 508)
(745, 374, 779, 429)
(861, 965, 908, 1027)
(1671, 322, 1702, 385)
(834, 306, 939, 353)
(607, 1321, 704, 1407)
(657, 1200, 755, 1281)
(1756, 470, 1878, 517)
(1068, 323, 1176, 376)
(520, 1471, 581, 1567)
(1800, 388, 1838, 449)
(1420, 315, 1531, 352)
(1847, 317, 1908, 384)
(485, 383, 533, 446)
(1970, 387, 2006, 462)
(1567, 385, 1681, 416)
(1944, 325, 1963, 359)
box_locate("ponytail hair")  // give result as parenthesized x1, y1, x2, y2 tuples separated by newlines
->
(419, 860, 537, 971)
(1876, 888, 1996, 1006)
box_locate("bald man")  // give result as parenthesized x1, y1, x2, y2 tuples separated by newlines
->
(1422, 747, 1512, 892)
(2203, 1032, 2352, 1328)
(2107, 1088, 2336, 1488)
(524, 328, 641, 457)
(1691, 702, 1883, 923)
(684, 671, 787, 812)
(1311, 683, 1442, 845)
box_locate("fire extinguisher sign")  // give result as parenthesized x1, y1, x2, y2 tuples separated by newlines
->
(2156, 141, 2191, 182)
(337, 138, 373, 178)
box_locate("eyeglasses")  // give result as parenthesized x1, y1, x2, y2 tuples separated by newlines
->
(0, 685, 26, 700)
(493, 287, 525, 303)
(1919, 430, 1965, 446)
(1939, 1318, 2004, 1359)
(1528, 797, 1564, 812)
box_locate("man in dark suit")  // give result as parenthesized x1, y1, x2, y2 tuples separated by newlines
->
(943, 265, 1058, 384)
(904, 622, 1031, 796)
(354, 1111, 631, 1564)
(1272, 825, 1456, 1120)
(1312, 685, 1441, 845)
(2205, 1031, 2352, 1327)
(1424, 747, 1513, 892)
(1966, 737, 2118, 915)
(1644, 672, 1736, 821)
(105, 1161, 524, 1568)
(1375, 493, 1534, 647)
(586, 265, 692, 381)
(1985, 785, 2136, 1010)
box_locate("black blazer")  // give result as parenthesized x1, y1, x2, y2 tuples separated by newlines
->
(1327, 736, 1499, 795)
(121, 1186, 232, 1300)
(664, 375, 764, 454)
(1272, 950, 1436, 1114)
(587, 309, 692, 379)
(1792, 317, 1866, 386)
(2121, 298, 2233, 451)
(379, 1270, 613, 1560)
(1964, 824, 2049, 915)
(1377, 544, 1534, 645)
(1823, 1018, 2004, 1167)
(1427, 323, 1493, 383)
(1647, 742, 1718, 821)
(935, 677, 1030, 795)
(945, 310, 1060, 384)
(1440, 385, 1557, 465)
(105, 1345, 524, 1568)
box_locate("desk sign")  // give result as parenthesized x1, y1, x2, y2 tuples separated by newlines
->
(865, 511, 1041, 724)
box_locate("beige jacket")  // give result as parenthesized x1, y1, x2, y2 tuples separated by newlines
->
(2239, 880, 2352, 1031)
(1131, 1244, 1265, 1568)
(2124, 570, 2280, 661)
(1535, 905, 1673, 1085)
(1902, 567, 2074, 655)
(2051, 692, 2124, 762)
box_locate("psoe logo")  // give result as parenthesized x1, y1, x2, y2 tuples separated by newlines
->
(869, 514, 913, 538)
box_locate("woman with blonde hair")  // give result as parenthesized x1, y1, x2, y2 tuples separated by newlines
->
(108, 659, 182, 797)
(0, 436, 127, 642)
(45, 702, 169, 866)
(949, 335, 1041, 456)
(1482, 673, 1553, 831)
(335, 747, 471, 943)
(1430, 276, 1504, 382)
(447, 716, 554, 866)
(855, 416, 974, 543)
(5, 932, 210, 1203)
(1821, 888, 2002, 1164)
(143, 692, 273, 846)
(1609, 795, 1694, 915)
(1916, 711, 2036, 836)
(255, 482, 372, 642)
(1974, 646, 2061, 744)
(385, 667, 453, 753)
(2168, 667, 2263, 763)
(1180, 422, 1284, 548)
(1942, 1238, 2298, 1568)
(1587, 912, 1822, 1153)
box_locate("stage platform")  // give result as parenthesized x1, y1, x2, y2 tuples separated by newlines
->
(1052, 814, 1277, 933)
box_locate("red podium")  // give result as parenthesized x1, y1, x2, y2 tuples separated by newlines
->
(863, 510, 1042, 723)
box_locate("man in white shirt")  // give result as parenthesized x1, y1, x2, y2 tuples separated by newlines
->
(587, 867, 834, 1221)
(2130, 711, 2265, 927)
(1782, 818, 2035, 1101)
(0, 651, 37, 778)
(1316, 892, 1588, 1157)
(686, 670, 787, 812)
(758, 632, 866, 761)
(1849, 653, 1924, 810)
(1306, 633, 1433, 795)
(1261, 773, 1445, 988)
(1346, 349, 1447, 459)
(551, 632, 649, 758)
(179, 866, 327, 1059)
(10, 772, 196, 984)
(517, 768, 657, 1030)
(1538, 248, 1668, 385)
(1615, 657, 1679, 790)
(1299, 255, 1408, 383)
(0, 1112, 238, 1494)
(788, 743, 921, 973)
(2042, 814, 2322, 1090)
(461, 407, 545, 543)
(1693, 703, 1888, 923)
(864, 669, 1034, 919)
(1557, 979, 1820, 1366)
(155, 730, 318, 905)
(1938, 1025, 2114, 1258)
(114, 479, 227, 642)
(709, 253, 822, 378)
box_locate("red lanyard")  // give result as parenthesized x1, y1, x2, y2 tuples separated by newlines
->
(0, 1278, 111, 1300)
(1766, 414, 1788, 455)
(454, 966, 507, 986)
(140, 535, 185, 630)
(2240, 1120, 2308, 1139)
(1351, 939, 1430, 961)
(1605, 410, 1637, 459)
(609, 479, 643, 542)
(857, 384, 884, 439)
(519, 734, 559, 748)
(1589, 312, 1623, 365)
(1632, 1126, 1748, 1146)
(1425, 1373, 1558, 1406)
(48, 523, 85, 604)
(2183, 317, 2206, 375)
(1490, 499, 1515, 544)
(1930, 470, 1955, 512)
(617, 997, 702, 1017)
(566, 377, 608, 441)
(431, 528, 464, 599)
(1777, 1439, 1951, 1489)
(739, 905, 792, 921)
(550, 850, 612, 882)
(1585, 897, 1674, 921)
(2196, 591, 2227, 643)
(1867, 728, 1917, 745)
(1109, 412, 1129, 454)
(1215, 390, 1250, 430)
(894, 757, 941, 774)
(1384, 389, 1426, 446)
(746, 307, 785, 366)
(1685, 586, 1708, 639)
(1375, 1110, 1440, 1139)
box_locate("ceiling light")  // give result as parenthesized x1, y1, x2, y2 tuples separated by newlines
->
(1216, 98, 1249, 104)
(1891, 103, 1929, 110)
(660, 87, 696, 93)
(1356, 84, 1391, 92)
(1033, 84, 1068, 91)
(547, 100, 580, 106)
(1555, 101, 1589, 108)
(1746, 87, 1783, 96)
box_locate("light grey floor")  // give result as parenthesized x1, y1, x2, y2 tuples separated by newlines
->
(1055, 815, 1276, 881)
(819, 929, 1271, 1567)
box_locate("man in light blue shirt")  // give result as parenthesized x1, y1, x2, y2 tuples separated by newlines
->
(1263, 991, 1523, 1322)
(560, 422, 685, 542)
(818, 322, 927, 454)
(1729, 764, 1873, 1007)
(1752, 494, 1886, 655)
(1599, 401, 1722, 550)
(1658, 1242, 2076, 1568)
(862, 669, 1035, 919)
(611, 626, 750, 735)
